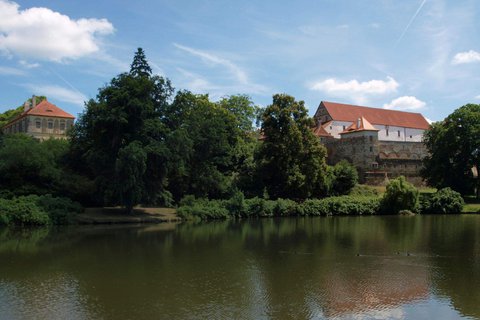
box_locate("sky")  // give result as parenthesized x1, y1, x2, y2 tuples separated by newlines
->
(1, 0, 479, 122)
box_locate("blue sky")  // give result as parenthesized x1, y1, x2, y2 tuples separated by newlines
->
(1, 0, 479, 122)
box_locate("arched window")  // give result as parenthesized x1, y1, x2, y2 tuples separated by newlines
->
(36, 118, 41, 129)
(48, 120, 53, 129)
(60, 120, 66, 131)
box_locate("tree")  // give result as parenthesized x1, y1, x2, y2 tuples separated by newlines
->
(381, 176, 419, 214)
(114, 141, 147, 213)
(422, 104, 480, 197)
(256, 94, 329, 199)
(164, 91, 242, 201)
(69, 48, 174, 210)
(130, 48, 152, 77)
(332, 160, 358, 195)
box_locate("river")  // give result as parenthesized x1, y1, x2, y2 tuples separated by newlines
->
(0, 215, 479, 319)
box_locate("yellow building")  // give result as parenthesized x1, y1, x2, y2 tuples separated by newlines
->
(1, 96, 75, 140)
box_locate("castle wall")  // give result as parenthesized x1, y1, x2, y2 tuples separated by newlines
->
(325, 134, 427, 185)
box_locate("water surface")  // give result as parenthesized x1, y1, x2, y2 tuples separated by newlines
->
(1, 215, 479, 319)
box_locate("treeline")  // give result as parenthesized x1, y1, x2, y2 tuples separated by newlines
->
(0, 48, 359, 217)
(0, 48, 476, 224)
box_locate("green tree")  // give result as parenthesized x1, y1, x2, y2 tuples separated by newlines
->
(381, 176, 419, 214)
(69, 48, 173, 209)
(130, 48, 152, 77)
(332, 160, 358, 195)
(164, 91, 241, 201)
(422, 104, 480, 197)
(256, 94, 329, 199)
(114, 141, 147, 213)
(0, 134, 92, 202)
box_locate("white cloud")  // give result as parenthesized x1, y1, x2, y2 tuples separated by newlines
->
(27, 84, 87, 106)
(19, 60, 39, 68)
(0, 0, 114, 62)
(0, 65, 25, 75)
(383, 96, 426, 110)
(310, 76, 399, 98)
(173, 43, 248, 84)
(452, 50, 480, 65)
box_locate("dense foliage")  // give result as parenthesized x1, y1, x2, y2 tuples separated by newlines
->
(381, 176, 419, 214)
(421, 188, 464, 214)
(0, 195, 83, 226)
(1, 48, 473, 220)
(256, 94, 329, 199)
(177, 194, 381, 220)
(422, 104, 480, 197)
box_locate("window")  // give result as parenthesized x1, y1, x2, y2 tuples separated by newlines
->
(398, 130, 401, 137)
(60, 121, 66, 130)
(369, 146, 373, 152)
(409, 135, 412, 139)
(36, 118, 41, 129)
(330, 126, 332, 130)
(343, 125, 346, 130)
(369, 136, 373, 142)
(386, 129, 389, 136)
(48, 120, 53, 129)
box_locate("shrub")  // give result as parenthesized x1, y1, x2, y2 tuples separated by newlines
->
(421, 187, 464, 214)
(300, 196, 381, 216)
(349, 185, 379, 197)
(244, 197, 276, 217)
(381, 176, 419, 214)
(177, 198, 230, 220)
(226, 191, 246, 217)
(34, 194, 83, 224)
(0, 197, 50, 226)
(274, 198, 303, 216)
(332, 160, 358, 195)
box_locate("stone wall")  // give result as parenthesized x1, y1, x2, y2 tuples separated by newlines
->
(325, 136, 427, 185)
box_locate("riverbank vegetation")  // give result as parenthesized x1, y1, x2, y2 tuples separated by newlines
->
(0, 48, 478, 224)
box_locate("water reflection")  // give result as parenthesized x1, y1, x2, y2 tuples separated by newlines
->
(0, 216, 479, 319)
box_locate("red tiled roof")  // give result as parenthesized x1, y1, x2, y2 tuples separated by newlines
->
(320, 101, 429, 130)
(23, 100, 75, 119)
(313, 125, 332, 137)
(340, 116, 379, 134)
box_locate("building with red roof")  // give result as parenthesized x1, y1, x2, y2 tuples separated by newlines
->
(313, 101, 430, 184)
(2, 96, 75, 140)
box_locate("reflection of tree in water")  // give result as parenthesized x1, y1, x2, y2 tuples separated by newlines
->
(0, 216, 479, 319)
(426, 216, 480, 318)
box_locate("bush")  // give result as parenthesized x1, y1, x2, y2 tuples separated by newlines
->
(0, 197, 50, 226)
(0, 195, 83, 226)
(381, 176, 419, 214)
(177, 197, 230, 220)
(300, 196, 381, 216)
(421, 187, 464, 214)
(332, 160, 358, 195)
(274, 198, 303, 216)
(34, 194, 83, 224)
(349, 185, 379, 197)
(243, 197, 276, 217)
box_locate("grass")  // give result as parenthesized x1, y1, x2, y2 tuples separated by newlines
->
(463, 196, 480, 213)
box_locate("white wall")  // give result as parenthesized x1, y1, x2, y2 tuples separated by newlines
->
(324, 121, 353, 138)
(374, 124, 424, 142)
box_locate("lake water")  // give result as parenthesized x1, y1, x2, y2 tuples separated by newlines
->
(0, 215, 479, 320)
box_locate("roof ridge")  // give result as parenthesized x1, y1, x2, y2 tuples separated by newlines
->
(321, 101, 424, 116)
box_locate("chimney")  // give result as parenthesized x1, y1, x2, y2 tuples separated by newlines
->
(357, 118, 361, 128)
(23, 101, 30, 112)
(31, 95, 37, 109)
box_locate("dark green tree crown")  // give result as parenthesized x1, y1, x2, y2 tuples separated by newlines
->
(130, 48, 152, 77)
